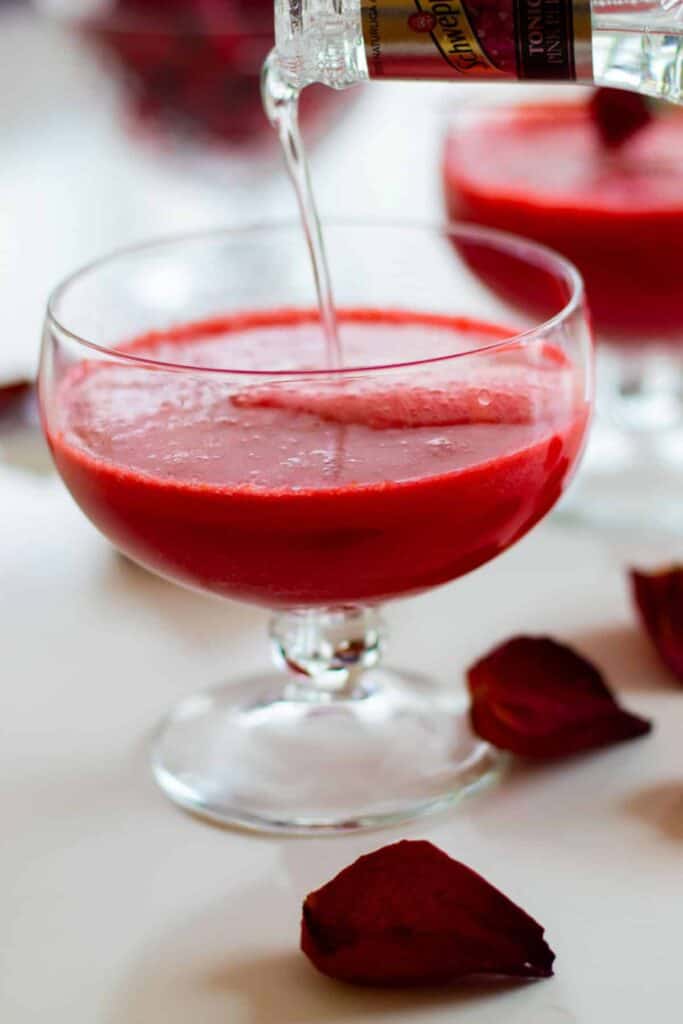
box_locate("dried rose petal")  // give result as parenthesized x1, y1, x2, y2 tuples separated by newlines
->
(589, 87, 653, 149)
(631, 567, 683, 682)
(467, 636, 651, 759)
(301, 840, 555, 987)
(0, 380, 35, 422)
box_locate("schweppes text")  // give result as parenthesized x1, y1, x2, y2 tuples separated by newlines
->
(360, 0, 592, 81)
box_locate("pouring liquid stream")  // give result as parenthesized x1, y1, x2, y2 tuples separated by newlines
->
(261, 53, 342, 371)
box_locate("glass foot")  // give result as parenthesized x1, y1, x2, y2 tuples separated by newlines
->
(151, 668, 502, 834)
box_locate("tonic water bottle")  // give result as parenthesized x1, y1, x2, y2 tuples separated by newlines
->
(273, 0, 683, 101)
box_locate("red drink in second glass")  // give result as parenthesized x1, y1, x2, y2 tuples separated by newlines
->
(444, 101, 683, 344)
(46, 311, 586, 608)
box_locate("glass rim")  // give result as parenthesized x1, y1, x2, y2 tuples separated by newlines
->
(46, 219, 586, 378)
(440, 86, 590, 118)
(443, 92, 595, 132)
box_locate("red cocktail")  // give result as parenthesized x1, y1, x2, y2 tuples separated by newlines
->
(49, 309, 586, 608)
(444, 99, 683, 344)
(444, 97, 683, 529)
(40, 223, 592, 832)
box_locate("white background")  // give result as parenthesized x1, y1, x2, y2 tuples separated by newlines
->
(2, 7, 682, 1023)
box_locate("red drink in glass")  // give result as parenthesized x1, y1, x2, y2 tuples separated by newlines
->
(47, 310, 586, 609)
(444, 100, 683, 344)
(40, 223, 592, 832)
(444, 98, 683, 530)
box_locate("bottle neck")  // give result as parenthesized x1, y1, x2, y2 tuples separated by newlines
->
(274, 0, 368, 89)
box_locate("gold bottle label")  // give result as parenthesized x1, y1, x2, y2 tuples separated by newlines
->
(361, 0, 593, 81)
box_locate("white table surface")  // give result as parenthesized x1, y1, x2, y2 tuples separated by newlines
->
(2, 9, 682, 1024)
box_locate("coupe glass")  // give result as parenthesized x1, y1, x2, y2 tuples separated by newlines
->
(39, 222, 593, 833)
(444, 96, 683, 532)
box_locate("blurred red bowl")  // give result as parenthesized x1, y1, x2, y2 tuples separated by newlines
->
(43, 0, 344, 155)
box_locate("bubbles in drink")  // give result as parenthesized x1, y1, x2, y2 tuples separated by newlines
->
(427, 437, 454, 453)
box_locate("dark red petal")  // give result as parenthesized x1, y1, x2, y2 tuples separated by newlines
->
(467, 636, 652, 759)
(631, 567, 683, 682)
(0, 380, 35, 422)
(301, 840, 555, 987)
(589, 87, 653, 149)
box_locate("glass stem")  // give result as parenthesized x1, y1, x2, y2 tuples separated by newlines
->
(269, 606, 384, 701)
(601, 348, 683, 433)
